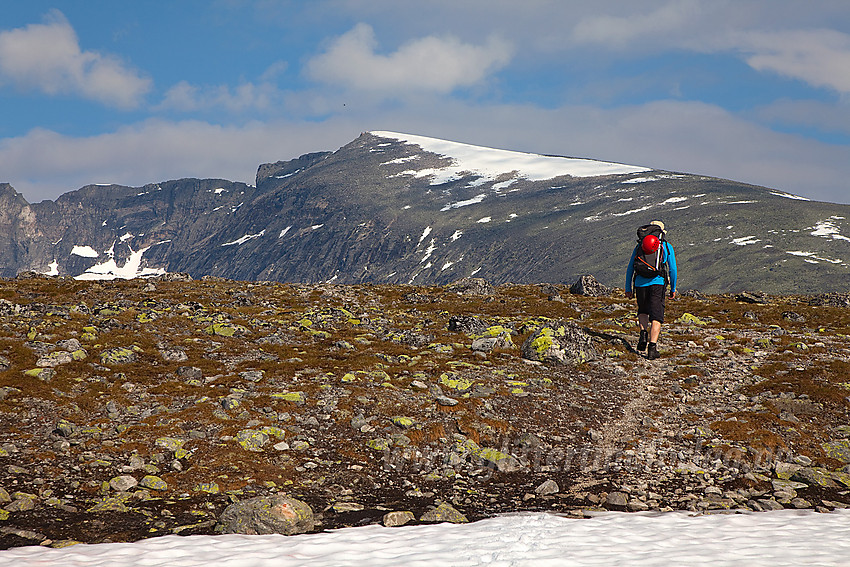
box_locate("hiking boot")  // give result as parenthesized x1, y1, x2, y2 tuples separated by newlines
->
(637, 330, 648, 352)
(647, 343, 660, 360)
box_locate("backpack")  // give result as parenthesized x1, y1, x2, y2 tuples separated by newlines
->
(633, 224, 669, 283)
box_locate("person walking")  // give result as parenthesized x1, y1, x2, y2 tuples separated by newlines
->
(625, 220, 677, 360)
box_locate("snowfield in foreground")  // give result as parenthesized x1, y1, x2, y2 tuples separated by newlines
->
(4, 510, 850, 567)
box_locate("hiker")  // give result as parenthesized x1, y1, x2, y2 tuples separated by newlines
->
(625, 220, 677, 360)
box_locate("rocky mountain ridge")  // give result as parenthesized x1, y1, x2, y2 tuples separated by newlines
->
(1, 132, 849, 294)
(0, 274, 849, 548)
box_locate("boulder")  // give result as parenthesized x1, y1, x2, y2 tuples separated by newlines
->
(383, 510, 415, 527)
(448, 315, 487, 335)
(419, 502, 468, 524)
(100, 346, 139, 365)
(521, 320, 597, 365)
(569, 275, 610, 297)
(218, 495, 315, 535)
(445, 277, 494, 296)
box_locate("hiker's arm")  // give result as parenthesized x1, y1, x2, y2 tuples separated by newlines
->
(625, 246, 638, 295)
(667, 243, 678, 294)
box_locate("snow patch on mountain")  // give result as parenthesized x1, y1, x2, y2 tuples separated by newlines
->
(75, 243, 167, 280)
(731, 236, 761, 246)
(771, 191, 809, 201)
(787, 251, 845, 265)
(372, 131, 651, 189)
(71, 245, 99, 258)
(222, 230, 266, 246)
(809, 217, 850, 242)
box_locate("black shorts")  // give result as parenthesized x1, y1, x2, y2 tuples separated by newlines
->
(635, 285, 667, 323)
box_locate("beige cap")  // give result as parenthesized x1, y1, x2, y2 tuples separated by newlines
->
(650, 220, 666, 233)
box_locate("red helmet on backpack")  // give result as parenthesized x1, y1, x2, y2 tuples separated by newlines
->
(641, 234, 660, 254)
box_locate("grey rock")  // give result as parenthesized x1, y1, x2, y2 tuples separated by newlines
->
(606, 492, 629, 507)
(36, 351, 73, 367)
(535, 479, 560, 495)
(445, 277, 494, 296)
(448, 315, 487, 335)
(757, 498, 785, 511)
(177, 366, 203, 381)
(109, 475, 138, 492)
(383, 510, 415, 527)
(218, 495, 315, 535)
(56, 338, 82, 351)
(569, 275, 610, 297)
(471, 337, 500, 352)
(159, 347, 188, 362)
(240, 370, 265, 382)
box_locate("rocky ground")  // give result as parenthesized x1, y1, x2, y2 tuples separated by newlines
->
(1, 274, 849, 549)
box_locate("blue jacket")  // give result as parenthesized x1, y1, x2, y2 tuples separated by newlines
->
(625, 241, 677, 293)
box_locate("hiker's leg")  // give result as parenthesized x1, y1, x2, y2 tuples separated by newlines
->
(649, 320, 662, 342)
(638, 313, 649, 331)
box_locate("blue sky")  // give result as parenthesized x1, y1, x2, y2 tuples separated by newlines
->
(1, 1, 849, 204)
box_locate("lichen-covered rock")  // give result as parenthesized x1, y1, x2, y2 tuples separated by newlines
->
(24, 368, 55, 381)
(521, 320, 597, 365)
(569, 275, 610, 297)
(100, 346, 139, 365)
(791, 467, 839, 488)
(471, 326, 514, 352)
(218, 495, 315, 535)
(204, 322, 248, 337)
(272, 391, 306, 404)
(139, 475, 168, 491)
(478, 447, 522, 472)
(420, 502, 468, 524)
(823, 440, 850, 463)
(391, 416, 414, 429)
(237, 429, 270, 451)
(676, 313, 710, 326)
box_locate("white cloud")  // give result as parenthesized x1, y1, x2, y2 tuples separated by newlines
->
(157, 62, 290, 113)
(572, 0, 703, 48)
(0, 10, 151, 109)
(740, 29, 850, 94)
(159, 80, 279, 113)
(755, 99, 850, 136)
(306, 23, 512, 93)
